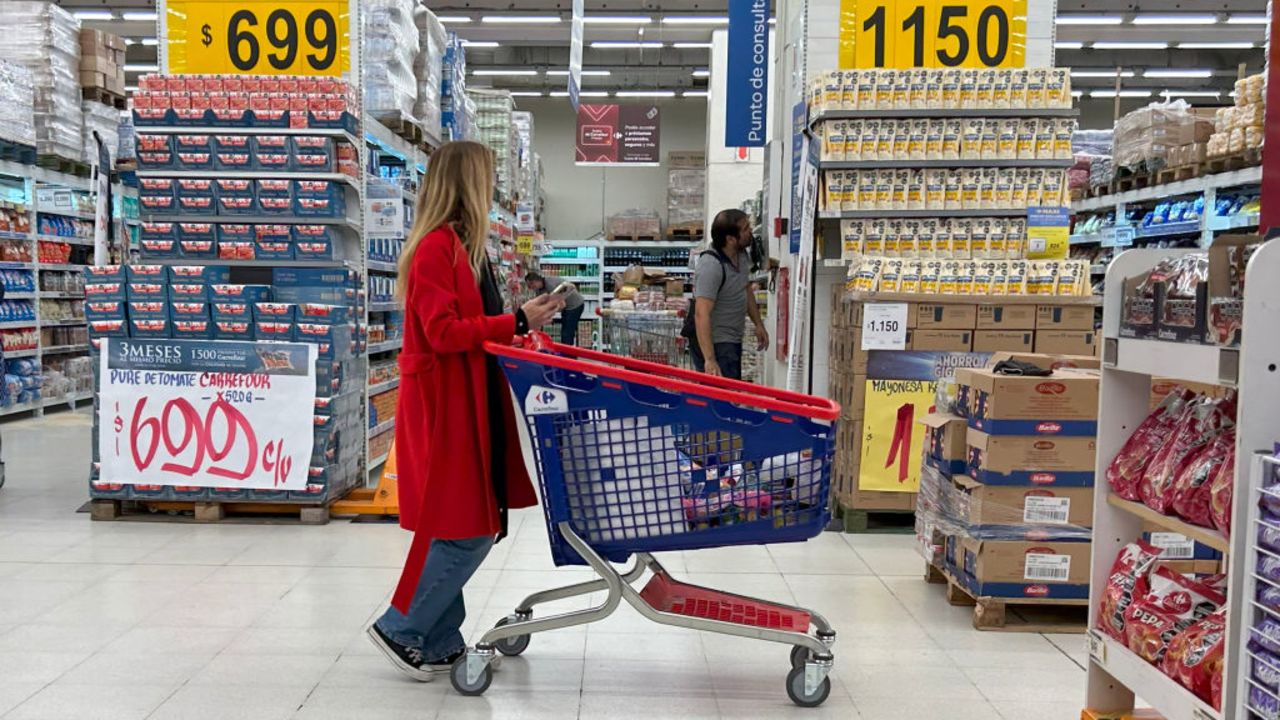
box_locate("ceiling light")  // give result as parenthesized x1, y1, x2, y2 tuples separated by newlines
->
(122, 11, 157, 21)
(582, 16, 652, 25)
(615, 90, 676, 97)
(1070, 70, 1135, 78)
(1227, 14, 1269, 24)
(461, 41, 500, 48)
(128, 37, 159, 46)
(123, 64, 159, 72)
(672, 42, 714, 49)
(437, 16, 473, 23)
(1144, 69, 1213, 78)
(546, 69, 612, 76)
(1055, 41, 1085, 50)
(1071, 91, 1084, 98)
(481, 15, 561, 24)
(590, 41, 663, 49)
(125, 85, 138, 92)
(1177, 42, 1257, 49)
(1162, 90, 1223, 98)
(510, 91, 545, 97)
(1131, 14, 1219, 25)
(1090, 89, 1154, 98)
(662, 16, 728, 25)
(1092, 42, 1169, 50)
(73, 10, 115, 20)
(553, 90, 610, 98)
(682, 91, 710, 97)
(1055, 15, 1122, 25)
(691, 69, 710, 78)
(471, 69, 539, 76)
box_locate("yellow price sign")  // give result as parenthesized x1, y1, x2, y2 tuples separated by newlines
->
(164, 0, 351, 76)
(840, 0, 1026, 69)
(516, 235, 534, 255)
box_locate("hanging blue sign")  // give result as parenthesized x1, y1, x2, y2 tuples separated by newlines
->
(725, 0, 770, 147)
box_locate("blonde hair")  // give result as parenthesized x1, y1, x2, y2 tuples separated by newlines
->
(397, 141, 495, 300)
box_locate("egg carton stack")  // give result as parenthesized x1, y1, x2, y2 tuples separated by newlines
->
(413, 5, 447, 141)
(0, 60, 36, 151)
(363, 0, 420, 121)
(0, 2, 83, 162)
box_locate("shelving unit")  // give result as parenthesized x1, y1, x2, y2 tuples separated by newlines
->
(1085, 242, 1280, 720)
(539, 239, 605, 337)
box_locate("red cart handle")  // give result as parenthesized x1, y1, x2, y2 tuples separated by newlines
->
(484, 332, 841, 421)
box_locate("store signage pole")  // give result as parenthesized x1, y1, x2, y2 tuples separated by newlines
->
(568, 0, 584, 110)
(1259, 1, 1279, 234)
(726, 0, 771, 147)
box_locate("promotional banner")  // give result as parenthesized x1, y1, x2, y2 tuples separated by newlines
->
(1026, 206, 1071, 259)
(576, 104, 661, 164)
(98, 339, 318, 490)
(92, 132, 111, 267)
(162, 0, 353, 77)
(726, 0, 770, 147)
(838, 0, 1027, 69)
(859, 350, 989, 492)
(568, 0, 584, 109)
(788, 101, 807, 254)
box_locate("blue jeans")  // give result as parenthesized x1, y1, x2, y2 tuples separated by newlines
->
(560, 304, 585, 346)
(690, 342, 743, 380)
(375, 536, 494, 661)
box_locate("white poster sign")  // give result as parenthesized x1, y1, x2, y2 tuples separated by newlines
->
(861, 303, 909, 350)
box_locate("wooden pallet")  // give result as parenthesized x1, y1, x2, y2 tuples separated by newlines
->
(37, 154, 91, 178)
(606, 234, 661, 242)
(375, 112, 435, 153)
(0, 138, 36, 164)
(1155, 164, 1200, 185)
(835, 499, 915, 533)
(82, 86, 127, 110)
(90, 498, 331, 525)
(1113, 173, 1150, 193)
(668, 224, 704, 239)
(928, 563, 1088, 632)
(1202, 147, 1263, 175)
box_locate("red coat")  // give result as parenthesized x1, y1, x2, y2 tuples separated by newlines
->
(390, 225, 537, 613)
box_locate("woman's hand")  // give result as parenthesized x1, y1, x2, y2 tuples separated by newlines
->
(521, 294, 565, 330)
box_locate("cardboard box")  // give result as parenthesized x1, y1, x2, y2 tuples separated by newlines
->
(912, 329, 972, 352)
(914, 303, 977, 329)
(953, 475, 1094, 531)
(667, 150, 706, 168)
(976, 303, 1036, 330)
(951, 535, 1091, 599)
(1149, 377, 1232, 410)
(1207, 233, 1261, 346)
(1036, 304, 1096, 330)
(974, 330, 1034, 353)
(1036, 330, 1096, 357)
(986, 351, 1101, 371)
(846, 488, 916, 511)
(967, 428, 1097, 486)
(921, 412, 967, 474)
(830, 371, 867, 420)
(962, 368, 1099, 435)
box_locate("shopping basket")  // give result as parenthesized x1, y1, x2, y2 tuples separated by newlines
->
(450, 333, 841, 707)
(599, 308, 689, 367)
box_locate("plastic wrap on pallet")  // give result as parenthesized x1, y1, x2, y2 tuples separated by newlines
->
(472, 89, 518, 200)
(81, 100, 120, 167)
(116, 110, 135, 164)
(440, 33, 470, 141)
(0, 60, 36, 147)
(0, 2, 84, 161)
(363, 0, 419, 120)
(916, 461, 1093, 543)
(1112, 100, 1212, 174)
(412, 5, 446, 140)
(667, 167, 706, 228)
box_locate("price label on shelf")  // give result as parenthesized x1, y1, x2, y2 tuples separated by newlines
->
(516, 235, 535, 255)
(861, 302, 909, 350)
(839, 0, 1027, 69)
(162, 0, 352, 77)
(1086, 630, 1106, 665)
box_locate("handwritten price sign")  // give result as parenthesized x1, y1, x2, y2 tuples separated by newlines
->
(162, 0, 352, 77)
(98, 339, 317, 490)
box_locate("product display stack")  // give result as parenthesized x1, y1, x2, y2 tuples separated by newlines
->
(667, 151, 706, 239)
(364, 0, 420, 129)
(0, 2, 85, 164)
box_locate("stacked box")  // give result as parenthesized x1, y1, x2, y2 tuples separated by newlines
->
(363, 0, 419, 120)
(667, 151, 706, 232)
(0, 2, 84, 161)
(413, 7, 446, 139)
(1113, 101, 1215, 174)
(472, 89, 517, 201)
(82, 100, 121, 168)
(440, 33, 471, 141)
(78, 28, 125, 96)
(0, 60, 36, 148)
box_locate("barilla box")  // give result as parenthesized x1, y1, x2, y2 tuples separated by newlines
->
(211, 284, 273, 302)
(255, 223, 293, 250)
(138, 191, 175, 213)
(169, 283, 209, 301)
(255, 321, 294, 342)
(126, 264, 167, 283)
(139, 223, 177, 255)
(86, 282, 127, 302)
(292, 136, 334, 171)
(952, 536, 1091, 600)
(127, 300, 170, 321)
(176, 178, 215, 199)
(136, 133, 172, 157)
(213, 178, 254, 199)
(254, 134, 290, 156)
(126, 282, 168, 301)
(963, 368, 1099, 436)
(138, 177, 175, 200)
(295, 180, 345, 217)
(215, 149, 252, 172)
(168, 265, 231, 284)
(296, 323, 353, 359)
(218, 241, 256, 261)
(170, 301, 210, 321)
(1036, 304, 1095, 330)
(985, 351, 1100, 371)
(257, 180, 294, 216)
(211, 301, 252, 321)
(213, 319, 255, 341)
(213, 134, 252, 156)
(253, 302, 295, 322)
(973, 330, 1034, 353)
(172, 318, 214, 340)
(85, 266, 127, 283)
(137, 149, 175, 169)
(174, 151, 214, 172)
(914, 302, 977, 329)
(84, 300, 126, 322)
(88, 318, 127, 337)
(952, 475, 1094, 537)
(976, 303, 1037, 330)
(966, 428, 1096, 487)
(1035, 331, 1097, 358)
(296, 303, 348, 325)
(129, 317, 172, 338)
(256, 150, 291, 171)
(921, 412, 967, 475)
(293, 225, 336, 260)
(216, 194, 256, 216)
(177, 221, 216, 243)
(179, 238, 217, 259)
(217, 223, 255, 246)
(139, 236, 180, 259)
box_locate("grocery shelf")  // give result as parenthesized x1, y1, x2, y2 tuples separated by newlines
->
(369, 301, 398, 312)
(819, 158, 1073, 170)
(141, 214, 364, 232)
(539, 257, 599, 265)
(1102, 337, 1237, 387)
(36, 235, 93, 246)
(368, 378, 400, 395)
(1207, 212, 1260, 232)
(0, 320, 36, 329)
(1105, 495, 1230, 553)
(36, 208, 94, 220)
(138, 258, 355, 269)
(367, 338, 403, 354)
(0, 159, 91, 190)
(0, 231, 29, 241)
(136, 126, 360, 146)
(1087, 632, 1221, 720)
(43, 344, 89, 355)
(134, 170, 361, 188)
(41, 319, 87, 327)
(844, 290, 1098, 306)
(367, 259, 398, 272)
(1136, 220, 1201, 239)
(809, 108, 1079, 126)
(543, 276, 599, 283)
(0, 400, 42, 417)
(369, 451, 389, 468)
(3, 348, 38, 358)
(39, 292, 85, 299)
(1073, 165, 1261, 213)
(38, 264, 85, 272)
(818, 208, 1030, 220)
(369, 417, 396, 437)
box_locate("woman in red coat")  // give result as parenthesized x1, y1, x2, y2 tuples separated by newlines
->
(367, 141, 563, 681)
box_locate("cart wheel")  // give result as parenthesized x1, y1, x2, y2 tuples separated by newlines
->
(785, 666, 831, 708)
(789, 645, 810, 670)
(493, 616, 531, 656)
(450, 655, 493, 697)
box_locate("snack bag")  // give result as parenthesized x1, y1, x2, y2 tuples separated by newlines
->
(1207, 450, 1235, 535)
(908, 119, 929, 160)
(979, 168, 999, 210)
(980, 120, 999, 160)
(893, 121, 912, 161)
(959, 69, 979, 106)
(862, 120, 883, 161)
(960, 169, 982, 208)
(852, 257, 884, 292)
(939, 260, 962, 294)
(934, 221, 953, 259)
(1108, 388, 1196, 501)
(1004, 260, 1029, 295)
(925, 69, 944, 108)
(956, 261, 977, 295)
(862, 218, 886, 255)
(841, 70, 859, 109)
(920, 260, 943, 294)
(942, 119, 963, 159)
(840, 170, 859, 212)
(945, 169, 965, 210)
(961, 118, 984, 160)
(899, 260, 922, 293)
(1162, 609, 1226, 709)
(925, 119, 945, 160)
(876, 121, 896, 161)
(858, 170, 878, 210)
(989, 261, 1011, 296)
(998, 119, 1019, 159)
(976, 69, 995, 108)
(824, 121, 847, 161)
(1042, 169, 1065, 207)
(994, 169, 1015, 210)
(892, 71, 911, 109)
(992, 70, 1012, 108)
(1036, 118, 1056, 159)
(950, 218, 972, 259)
(823, 171, 842, 211)
(883, 218, 902, 257)
(909, 69, 929, 109)
(1055, 118, 1076, 160)
(973, 260, 998, 296)
(969, 218, 992, 258)
(986, 219, 1008, 259)
(857, 71, 877, 108)
(823, 72, 843, 108)
(1012, 168, 1031, 208)
(925, 169, 947, 209)
(841, 219, 864, 259)
(875, 169, 895, 211)
(906, 169, 926, 210)
(1027, 68, 1048, 108)
(845, 119, 865, 160)
(1140, 395, 1235, 515)
(1009, 69, 1029, 108)
(1016, 120, 1037, 159)
(1124, 567, 1225, 663)
(917, 219, 938, 257)
(941, 69, 961, 106)
(1047, 68, 1071, 109)
(1055, 260, 1086, 296)
(1170, 429, 1234, 528)
(879, 259, 904, 292)
(899, 219, 920, 257)
(875, 70, 895, 109)
(1097, 540, 1163, 640)
(1006, 219, 1026, 259)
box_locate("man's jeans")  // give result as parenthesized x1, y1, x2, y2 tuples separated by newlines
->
(690, 342, 743, 380)
(560, 304, 585, 346)
(375, 536, 494, 661)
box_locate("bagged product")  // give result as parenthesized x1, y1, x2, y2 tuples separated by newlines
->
(1007, 219, 1026, 258)
(934, 221, 953, 259)
(845, 119, 865, 160)
(1162, 609, 1226, 709)
(1140, 395, 1235, 515)
(960, 169, 981, 208)
(823, 71, 843, 109)
(882, 218, 902, 257)
(1047, 69, 1071, 109)
(957, 261, 977, 295)
(908, 119, 928, 160)
(823, 121, 846, 161)
(986, 219, 1008, 259)
(1009, 69, 1030, 108)
(1107, 390, 1196, 501)
(891, 169, 911, 211)
(998, 119, 1019, 159)
(944, 169, 964, 210)
(1036, 119, 1056, 160)
(1169, 429, 1235, 528)
(892, 71, 911, 109)
(994, 169, 1015, 210)
(942, 118, 963, 159)
(840, 170, 859, 212)
(862, 218, 886, 255)
(1028, 261, 1059, 295)
(961, 118, 984, 160)
(1207, 450, 1235, 535)
(1098, 541, 1163, 640)
(824, 171, 843, 211)
(917, 219, 938, 257)
(862, 119, 882, 161)
(906, 169, 926, 210)
(959, 69, 979, 106)
(992, 70, 1012, 109)
(941, 70, 961, 107)
(899, 259, 922, 293)
(899, 219, 921, 256)
(1025, 168, 1046, 207)
(875, 70, 895, 109)
(909, 69, 929, 109)
(979, 168, 999, 210)
(973, 260, 998, 295)
(841, 219, 864, 258)
(1027, 68, 1048, 108)
(980, 120, 999, 160)
(1017, 119, 1038, 159)
(852, 257, 884, 292)
(991, 260, 1014, 295)
(925, 119, 945, 159)
(976, 69, 995, 108)
(875, 169, 895, 211)
(920, 259, 943, 294)
(939, 260, 962, 294)
(841, 70, 859, 110)
(950, 219, 972, 259)
(879, 259, 904, 292)
(925, 69, 944, 108)
(1011, 168, 1031, 209)
(925, 169, 947, 209)
(877, 120, 896, 161)
(1124, 567, 1226, 663)
(1055, 119, 1076, 160)
(893, 121, 912, 161)
(858, 170, 878, 210)
(857, 71, 877, 109)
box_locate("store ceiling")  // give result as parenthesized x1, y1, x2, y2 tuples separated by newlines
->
(55, 0, 1269, 107)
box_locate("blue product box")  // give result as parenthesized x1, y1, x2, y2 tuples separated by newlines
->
(135, 132, 173, 157)
(253, 302, 296, 323)
(172, 318, 214, 340)
(254, 135, 290, 157)
(210, 284, 273, 303)
(208, 486, 247, 501)
(214, 134, 252, 156)
(168, 265, 231, 284)
(307, 110, 358, 134)
(294, 180, 345, 217)
(129, 317, 172, 338)
(138, 191, 176, 214)
(170, 301, 210, 321)
(217, 223, 255, 245)
(255, 320, 295, 342)
(139, 237, 181, 259)
(85, 282, 127, 303)
(256, 151, 291, 172)
(217, 241, 256, 261)
(215, 149, 253, 172)
(177, 222, 217, 243)
(171, 108, 212, 126)
(124, 484, 173, 501)
(170, 485, 211, 501)
(272, 268, 356, 289)
(256, 179, 294, 216)
(254, 239, 293, 261)
(179, 239, 217, 259)
(177, 178, 215, 197)
(296, 323, 353, 359)
(174, 134, 214, 165)
(137, 177, 175, 213)
(126, 264, 168, 283)
(88, 318, 128, 337)
(216, 194, 256, 216)
(176, 187, 216, 216)
(127, 299, 170, 320)
(211, 301, 251, 321)
(126, 282, 168, 301)
(212, 319, 255, 341)
(294, 236, 335, 260)
(85, 266, 127, 283)
(136, 150, 174, 169)
(287, 482, 329, 503)
(85, 300, 127, 322)
(214, 178, 254, 198)
(292, 136, 334, 172)
(296, 303, 348, 325)
(209, 107, 252, 127)
(168, 283, 209, 302)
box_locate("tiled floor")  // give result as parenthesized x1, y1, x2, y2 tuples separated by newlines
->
(0, 410, 1090, 719)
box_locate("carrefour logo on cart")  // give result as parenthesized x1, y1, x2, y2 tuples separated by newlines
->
(525, 386, 568, 415)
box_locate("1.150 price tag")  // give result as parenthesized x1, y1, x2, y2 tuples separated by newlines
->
(840, 0, 1027, 69)
(862, 302, 909, 350)
(163, 0, 351, 77)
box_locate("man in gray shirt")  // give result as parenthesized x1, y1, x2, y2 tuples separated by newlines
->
(526, 271, 587, 346)
(690, 209, 768, 379)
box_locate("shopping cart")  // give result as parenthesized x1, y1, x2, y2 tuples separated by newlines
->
(599, 308, 690, 368)
(451, 333, 841, 706)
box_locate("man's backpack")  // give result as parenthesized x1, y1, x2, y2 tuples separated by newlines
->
(680, 249, 730, 341)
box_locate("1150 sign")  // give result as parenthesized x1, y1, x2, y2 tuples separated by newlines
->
(840, 0, 1026, 69)
(165, 1, 350, 76)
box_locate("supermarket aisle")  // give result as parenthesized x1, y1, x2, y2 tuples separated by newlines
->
(0, 411, 1087, 720)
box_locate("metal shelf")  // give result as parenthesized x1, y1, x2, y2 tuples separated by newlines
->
(38, 264, 85, 272)
(138, 258, 354, 269)
(39, 292, 85, 299)
(369, 301, 398, 312)
(369, 451, 389, 468)
(0, 400, 42, 417)
(135, 126, 360, 145)
(36, 208, 93, 220)
(368, 377, 400, 395)
(36, 235, 93, 246)
(0, 320, 36, 329)
(0, 159, 91, 190)
(539, 257, 599, 265)
(367, 338, 403, 354)
(3, 348, 37, 358)
(818, 208, 1030, 220)
(819, 158, 1073, 170)
(1073, 165, 1262, 213)
(41, 319, 87, 327)
(134, 170, 361, 188)
(369, 417, 396, 437)
(543, 276, 599, 283)
(1086, 633, 1221, 720)
(367, 259, 398, 272)
(0, 231, 30, 241)
(42, 344, 89, 355)
(810, 108, 1079, 126)
(140, 214, 363, 232)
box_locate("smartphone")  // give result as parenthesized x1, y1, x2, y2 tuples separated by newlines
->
(551, 282, 575, 295)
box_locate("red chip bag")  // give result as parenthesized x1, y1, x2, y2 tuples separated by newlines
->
(1162, 608, 1226, 709)
(1208, 450, 1235, 536)
(1140, 396, 1234, 514)
(1108, 388, 1193, 501)
(1123, 567, 1225, 663)
(1097, 540, 1162, 641)
(1170, 429, 1235, 528)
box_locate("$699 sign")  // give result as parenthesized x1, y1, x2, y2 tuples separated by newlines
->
(164, 0, 351, 77)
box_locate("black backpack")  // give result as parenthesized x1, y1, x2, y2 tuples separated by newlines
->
(680, 249, 730, 341)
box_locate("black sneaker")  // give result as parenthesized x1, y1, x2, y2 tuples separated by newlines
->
(425, 648, 466, 671)
(366, 623, 435, 682)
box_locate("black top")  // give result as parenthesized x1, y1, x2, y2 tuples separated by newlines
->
(478, 260, 510, 543)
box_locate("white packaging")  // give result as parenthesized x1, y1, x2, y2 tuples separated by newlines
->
(925, 119, 945, 159)
(845, 119, 865, 160)
(908, 119, 928, 161)
(841, 69, 859, 110)
(961, 118, 984, 160)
